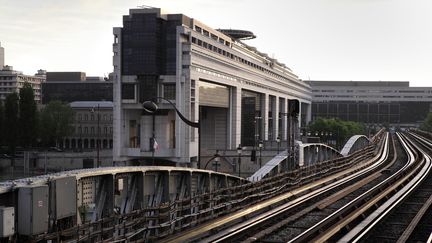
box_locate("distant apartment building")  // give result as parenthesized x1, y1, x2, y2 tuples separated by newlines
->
(61, 101, 113, 150)
(0, 65, 46, 102)
(42, 72, 113, 104)
(113, 8, 312, 165)
(308, 81, 432, 128)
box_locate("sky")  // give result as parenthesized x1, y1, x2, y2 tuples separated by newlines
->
(0, 0, 431, 86)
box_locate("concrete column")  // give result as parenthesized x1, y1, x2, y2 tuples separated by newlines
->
(281, 98, 288, 140)
(306, 103, 312, 124)
(230, 86, 242, 149)
(273, 96, 279, 141)
(262, 93, 269, 140)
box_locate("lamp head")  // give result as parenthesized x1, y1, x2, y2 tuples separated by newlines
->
(142, 101, 158, 113)
(237, 144, 242, 155)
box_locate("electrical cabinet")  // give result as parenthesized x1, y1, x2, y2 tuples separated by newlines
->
(50, 176, 77, 220)
(0, 207, 14, 237)
(18, 185, 48, 236)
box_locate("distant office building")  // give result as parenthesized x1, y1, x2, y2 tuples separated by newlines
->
(61, 101, 113, 150)
(113, 8, 312, 165)
(42, 72, 113, 104)
(0, 42, 4, 68)
(0, 65, 46, 102)
(308, 81, 432, 128)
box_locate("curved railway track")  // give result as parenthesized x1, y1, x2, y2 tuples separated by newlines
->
(161, 133, 390, 243)
(354, 131, 432, 243)
(162, 131, 432, 243)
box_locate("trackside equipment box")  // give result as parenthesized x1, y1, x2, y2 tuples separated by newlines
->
(0, 206, 14, 237)
(18, 185, 48, 236)
(50, 176, 77, 220)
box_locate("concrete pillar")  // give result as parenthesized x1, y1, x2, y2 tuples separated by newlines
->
(281, 98, 288, 140)
(306, 103, 312, 124)
(230, 87, 242, 149)
(273, 96, 279, 141)
(262, 93, 269, 140)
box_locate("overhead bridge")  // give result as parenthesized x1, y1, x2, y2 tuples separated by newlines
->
(0, 166, 247, 239)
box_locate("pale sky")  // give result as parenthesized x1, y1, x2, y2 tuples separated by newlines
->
(1, 0, 431, 86)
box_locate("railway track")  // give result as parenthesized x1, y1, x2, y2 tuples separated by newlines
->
(271, 131, 431, 243)
(355, 132, 432, 243)
(188, 131, 432, 243)
(161, 132, 390, 242)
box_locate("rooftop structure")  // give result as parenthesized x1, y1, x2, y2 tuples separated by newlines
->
(217, 29, 256, 40)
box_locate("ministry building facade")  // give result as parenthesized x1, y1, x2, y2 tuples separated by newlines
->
(113, 8, 312, 165)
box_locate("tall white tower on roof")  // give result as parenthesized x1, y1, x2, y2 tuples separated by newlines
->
(0, 42, 4, 69)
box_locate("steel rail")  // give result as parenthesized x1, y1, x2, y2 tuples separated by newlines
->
(338, 132, 432, 243)
(395, 131, 432, 243)
(193, 133, 390, 243)
(287, 132, 413, 242)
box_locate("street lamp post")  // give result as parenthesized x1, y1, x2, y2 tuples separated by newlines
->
(237, 145, 242, 177)
(258, 140, 263, 168)
(213, 151, 220, 172)
(143, 97, 201, 167)
(90, 104, 100, 167)
(276, 136, 280, 153)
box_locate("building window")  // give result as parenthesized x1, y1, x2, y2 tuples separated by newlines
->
(91, 114, 94, 121)
(121, 83, 135, 100)
(91, 127, 95, 134)
(84, 114, 88, 121)
(104, 127, 108, 134)
(84, 127, 88, 134)
(164, 84, 176, 100)
(103, 114, 107, 121)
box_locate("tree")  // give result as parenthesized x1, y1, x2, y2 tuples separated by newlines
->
(308, 117, 366, 149)
(39, 101, 74, 147)
(420, 112, 432, 132)
(19, 82, 38, 147)
(4, 93, 19, 154)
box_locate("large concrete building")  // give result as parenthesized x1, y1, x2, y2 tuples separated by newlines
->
(0, 66, 46, 103)
(42, 72, 113, 104)
(308, 80, 432, 128)
(112, 8, 312, 166)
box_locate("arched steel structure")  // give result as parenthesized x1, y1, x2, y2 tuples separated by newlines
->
(340, 135, 371, 156)
(298, 142, 343, 167)
(249, 135, 372, 181)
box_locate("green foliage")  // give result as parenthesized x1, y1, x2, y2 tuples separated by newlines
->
(420, 112, 432, 132)
(4, 93, 19, 153)
(19, 82, 38, 147)
(308, 117, 366, 149)
(39, 101, 74, 147)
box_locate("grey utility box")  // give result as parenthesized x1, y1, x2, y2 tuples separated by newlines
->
(50, 176, 77, 220)
(18, 185, 48, 236)
(0, 207, 15, 237)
